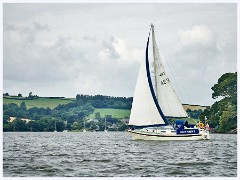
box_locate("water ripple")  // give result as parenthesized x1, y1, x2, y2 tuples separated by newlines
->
(3, 132, 237, 177)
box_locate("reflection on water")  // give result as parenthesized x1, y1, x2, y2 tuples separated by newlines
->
(3, 132, 237, 177)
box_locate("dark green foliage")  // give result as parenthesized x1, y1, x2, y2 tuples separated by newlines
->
(211, 72, 237, 101)
(20, 102, 27, 111)
(75, 94, 133, 109)
(3, 95, 129, 132)
(13, 118, 28, 132)
(201, 72, 237, 133)
(95, 112, 101, 119)
(186, 109, 202, 119)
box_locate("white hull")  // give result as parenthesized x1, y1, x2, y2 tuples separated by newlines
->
(128, 129, 210, 141)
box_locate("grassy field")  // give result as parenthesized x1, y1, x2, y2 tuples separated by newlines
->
(3, 97, 74, 109)
(88, 108, 131, 119)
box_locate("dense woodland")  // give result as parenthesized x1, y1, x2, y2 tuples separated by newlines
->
(3, 95, 131, 132)
(3, 72, 237, 133)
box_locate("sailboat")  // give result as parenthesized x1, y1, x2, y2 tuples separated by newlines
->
(128, 24, 210, 141)
(104, 118, 108, 132)
(54, 121, 57, 132)
(83, 120, 87, 132)
(63, 120, 68, 132)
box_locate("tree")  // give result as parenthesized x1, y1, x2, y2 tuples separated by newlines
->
(20, 102, 27, 111)
(201, 72, 237, 133)
(13, 118, 28, 132)
(95, 112, 101, 119)
(18, 93, 22, 97)
(211, 72, 237, 101)
(76, 94, 81, 101)
(29, 92, 33, 98)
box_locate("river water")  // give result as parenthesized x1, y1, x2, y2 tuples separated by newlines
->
(3, 132, 237, 177)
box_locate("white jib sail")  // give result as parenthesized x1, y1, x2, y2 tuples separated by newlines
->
(151, 25, 188, 118)
(129, 55, 166, 126)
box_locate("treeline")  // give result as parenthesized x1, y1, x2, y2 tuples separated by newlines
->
(76, 94, 133, 109)
(186, 109, 203, 119)
(3, 100, 127, 132)
(200, 72, 237, 133)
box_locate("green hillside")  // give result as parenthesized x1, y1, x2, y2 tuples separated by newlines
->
(3, 97, 74, 109)
(3, 97, 131, 119)
(88, 108, 131, 119)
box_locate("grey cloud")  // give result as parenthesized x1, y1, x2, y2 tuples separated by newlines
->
(102, 36, 120, 59)
(166, 25, 236, 105)
(83, 36, 97, 42)
(4, 22, 50, 45)
(3, 24, 17, 31)
(33, 22, 49, 31)
(4, 27, 86, 84)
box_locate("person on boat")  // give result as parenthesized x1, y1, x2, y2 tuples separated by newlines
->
(199, 121, 204, 129)
(195, 121, 203, 129)
(205, 123, 210, 130)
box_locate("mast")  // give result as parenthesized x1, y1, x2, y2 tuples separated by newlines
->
(54, 121, 57, 132)
(151, 23, 159, 100)
(105, 118, 106, 131)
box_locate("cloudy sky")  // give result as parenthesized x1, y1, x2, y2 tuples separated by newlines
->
(3, 3, 237, 106)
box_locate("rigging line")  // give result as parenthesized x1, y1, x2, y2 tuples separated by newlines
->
(154, 27, 192, 105)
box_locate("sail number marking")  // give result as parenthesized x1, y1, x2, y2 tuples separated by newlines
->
(161, 78, 170, 85)
(159, 72, 165, 76)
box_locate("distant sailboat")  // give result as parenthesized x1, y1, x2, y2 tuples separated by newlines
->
(83, 120, 87, 132)
(63, 120, 68, 132)
(54, 121, 57, 132)
(128, 24, 210, 141)
(104, 118, 108, 132)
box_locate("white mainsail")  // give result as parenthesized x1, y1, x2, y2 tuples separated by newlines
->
(151, 25, 188, 118)
(129, 35, 166, 126)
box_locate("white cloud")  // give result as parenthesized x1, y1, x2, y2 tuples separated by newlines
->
(177, 25, 216, 47)
(166, 24, 236, 105)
